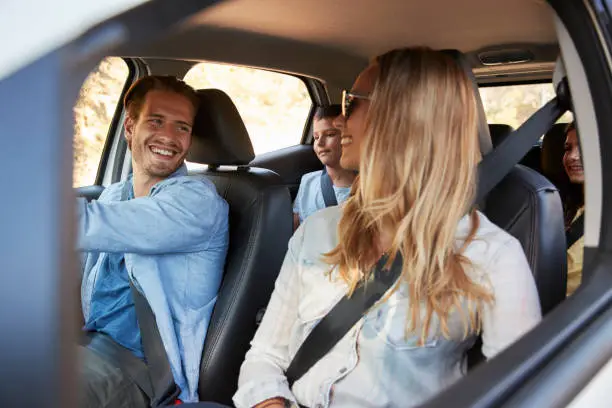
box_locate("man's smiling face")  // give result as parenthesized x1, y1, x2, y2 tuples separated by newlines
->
(125, 90, 196, 179)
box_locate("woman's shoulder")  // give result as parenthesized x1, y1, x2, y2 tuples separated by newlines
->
(462, 211, 527, 272)
(296, 206, 343, 254)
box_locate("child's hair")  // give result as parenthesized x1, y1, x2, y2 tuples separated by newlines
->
(314, 105, 342, 120)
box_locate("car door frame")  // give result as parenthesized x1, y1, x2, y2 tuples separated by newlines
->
(1, 0, 612, 407)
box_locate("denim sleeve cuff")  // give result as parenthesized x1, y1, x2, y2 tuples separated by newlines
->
(233, 376, 298, 408)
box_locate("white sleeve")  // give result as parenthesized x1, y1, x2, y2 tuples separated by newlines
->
(481, 237, 543, 359)
(233, 225, 305, 407)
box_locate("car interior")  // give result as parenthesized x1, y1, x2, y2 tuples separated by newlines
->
(7, 0, 612, 407)
(77, 0, 578, 404)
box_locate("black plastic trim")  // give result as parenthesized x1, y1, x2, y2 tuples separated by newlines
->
(477, 78, 553, 88)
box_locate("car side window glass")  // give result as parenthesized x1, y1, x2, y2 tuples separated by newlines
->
(480, 83, 573, 128)
(73, 57, 130, 187)
(183, 62, 312, 156)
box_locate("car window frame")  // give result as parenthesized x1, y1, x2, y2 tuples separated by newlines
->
(88, 57, 137, 187)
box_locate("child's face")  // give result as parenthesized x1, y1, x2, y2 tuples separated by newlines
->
(313, 116, 342, 167)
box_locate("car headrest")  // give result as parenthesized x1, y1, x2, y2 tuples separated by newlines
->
(187, 89, 255, 167)
(443, 49, 493, 155)
(489, 124, 515, 147)
(541, 122, 571, 187)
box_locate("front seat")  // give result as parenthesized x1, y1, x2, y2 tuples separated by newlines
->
(187, 89, 293, 404)
(489, 123, 514, 147)
(448, 50, 567, 315)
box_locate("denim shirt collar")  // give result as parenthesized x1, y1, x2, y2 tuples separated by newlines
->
(124, 163, 189, 201)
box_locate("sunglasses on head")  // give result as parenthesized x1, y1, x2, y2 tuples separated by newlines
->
(342, 90, 370, 119)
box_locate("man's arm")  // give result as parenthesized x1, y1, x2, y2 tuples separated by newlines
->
(77, 178, 228, 255)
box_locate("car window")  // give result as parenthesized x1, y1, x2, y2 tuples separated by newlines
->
(73, 57, 130, 187)
(184, 62, 312, 155)
(480, 83, 573, 128)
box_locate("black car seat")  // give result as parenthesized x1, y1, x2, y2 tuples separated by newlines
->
(489, 123, 514, 147)
(187, 89, 293, 404)
(449, 50, 567, 315)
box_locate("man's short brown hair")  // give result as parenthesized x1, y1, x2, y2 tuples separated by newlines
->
(123, 75, 200, 120)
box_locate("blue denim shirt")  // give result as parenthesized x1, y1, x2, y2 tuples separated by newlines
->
(79, 164, 229, 402)
(84, 250, 144, 359)
(293, 170, 351, 223)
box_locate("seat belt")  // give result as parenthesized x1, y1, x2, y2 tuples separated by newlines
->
(286, 254, 403, 387)
(130, 280, 182, 406)
(566, 213, 585, 249)
(320, 168, 338, 207)
(285, 79, 572, 390)
(116, 182, 181, 407)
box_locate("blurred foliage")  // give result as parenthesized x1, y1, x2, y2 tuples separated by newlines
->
(73, 57, 128, 187)
(480, 84, 573, 128)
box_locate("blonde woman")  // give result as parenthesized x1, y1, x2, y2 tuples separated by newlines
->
(233, 48, 542, 408)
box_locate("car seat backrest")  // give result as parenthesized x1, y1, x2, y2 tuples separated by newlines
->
(489, 123, 514, 147)
(187, 89, 293, 404)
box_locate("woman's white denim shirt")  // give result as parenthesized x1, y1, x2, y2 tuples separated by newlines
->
(233, 206, 542, 408)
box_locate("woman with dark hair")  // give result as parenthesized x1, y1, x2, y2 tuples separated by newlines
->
(562, 121, 585, 296)
(292, 105, 356, 230)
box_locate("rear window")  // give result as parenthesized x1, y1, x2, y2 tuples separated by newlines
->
(184, 63, 312, 155)
(480, 83, 573, 128)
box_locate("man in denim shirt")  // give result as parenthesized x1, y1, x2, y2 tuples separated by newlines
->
(78, 76, 229, 407)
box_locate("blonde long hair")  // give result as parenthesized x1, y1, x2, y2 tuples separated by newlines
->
(326, 48, 493, 341)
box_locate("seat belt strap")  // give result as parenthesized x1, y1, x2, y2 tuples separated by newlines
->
(119, 182, 181, 407)
(566, 213, 585, 249)
(320, 168, 338, 207)
(475, 94, 568, 202)
(130, 280, 182, 407)
(285, 254, 403, 388)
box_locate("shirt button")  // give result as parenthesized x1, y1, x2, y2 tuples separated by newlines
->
(315, 405, 323, 408)
(339, 367, 347, 374)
